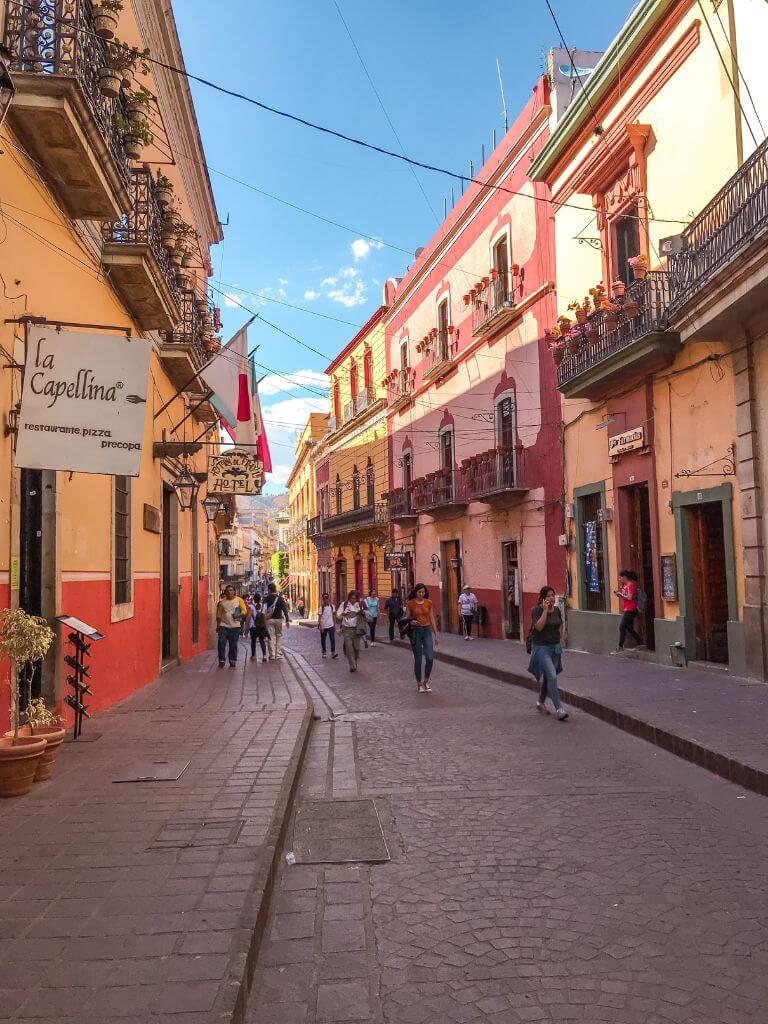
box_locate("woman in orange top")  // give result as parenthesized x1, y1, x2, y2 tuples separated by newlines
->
(406, 583, 439, 693)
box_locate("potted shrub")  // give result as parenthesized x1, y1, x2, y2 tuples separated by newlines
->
(628, 253, 648, 281)
(549, 340, 565, 366)
(24, 699, 66, 783)
(118, 115, 153, 160)
(98, 64, 122, 98)
(0, 608, 55, 798)
(603, 304, 620, 333)
(589, 283, 606, 311)
(154, 172, 173, 208)
(611, 279, 626, 300)
(565, 329, 581, 357)
(109, 39, 151, 91)
(126, 84, 152, 125)
(93, 0, 122, 39)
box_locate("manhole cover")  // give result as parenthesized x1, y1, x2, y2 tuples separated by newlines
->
(293, 799, 390, 864)
(112, 758, 190, 783)
(148, 818, 244, 849)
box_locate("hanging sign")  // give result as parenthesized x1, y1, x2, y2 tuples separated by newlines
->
(208, 450, 264, 495)
(15, 327, 150, 476)
(384, 551, 409, 571)
(608, 426, 644, 457)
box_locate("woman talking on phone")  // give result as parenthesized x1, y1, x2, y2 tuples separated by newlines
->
(527, 586, 568, 721)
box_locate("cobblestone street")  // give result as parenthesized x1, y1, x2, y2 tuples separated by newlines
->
(249, 628, 768, 1023)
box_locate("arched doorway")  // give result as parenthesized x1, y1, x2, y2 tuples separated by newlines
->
(335, 557, 347, 604)
(354, 555, 364, 594)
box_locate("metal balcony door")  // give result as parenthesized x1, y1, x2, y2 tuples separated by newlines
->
(496, 398, 516, 488)
(440, 430, 454, 501)
(502, 541, 521, 640)
(493, 238, 510, 303)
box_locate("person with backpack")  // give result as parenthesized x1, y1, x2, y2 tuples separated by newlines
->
(527, 585, 568, 720)
(216, 585, 247, 668)
(336, 589, 368, 672)
(263, 583, 290, 660)
(318, 593, 338, 659)
(365, 589, 380, 646)
(613, 569, 644, 652)
(383, 588, 404, 642)
(247, 595, 269, 662)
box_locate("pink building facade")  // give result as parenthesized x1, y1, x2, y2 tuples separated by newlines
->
(383, 77, 564, 639)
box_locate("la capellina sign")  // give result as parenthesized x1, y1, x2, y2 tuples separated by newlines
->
(15, 327, 151, 476)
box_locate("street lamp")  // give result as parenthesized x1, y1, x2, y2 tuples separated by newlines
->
(171, 464, 199, 511)
(201, 493, 223, 523)
(0, 46, 16, 132)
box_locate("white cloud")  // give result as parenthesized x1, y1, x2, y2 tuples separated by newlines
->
(321, 275, 337, 287)
(223, 291, 243, 308)
(304, 290, 319, 301)
(339, 266, 357, 279)
(264, 464, 295, 489)
(258, 369, 328, 397)
(327, 278, 367, 308)
(351, 238, 383, 261)
(261, 395, 330, 480)
(276, 277, 289, 285)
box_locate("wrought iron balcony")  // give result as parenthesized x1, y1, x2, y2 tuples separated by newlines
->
(4, 0, 131, 219)
(321, 502, 388, 535)
(668, 135, 768, 326)
(460, 446, 530, 505)
(556, 272, 681, 401)
(328, 415, 338, 434)
(422, 329, 456, 383)
(389, 370, 413, 412)
(101, 168, 182, 330)
(384, 487, 417, 522)
(355, 386, 376, 415)
(471, 272, 516, 338)
(411, 468, 467, 516)
(343, 398, 356, 423)
(161, 290, 210, 394)
(307, 514, 323, 538)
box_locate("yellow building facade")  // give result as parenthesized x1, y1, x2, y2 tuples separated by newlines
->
(286, 413, 328, 616)
(530, 0, 768, 675)
(309, 307, 389, 605)
(0, 0, 223, 730)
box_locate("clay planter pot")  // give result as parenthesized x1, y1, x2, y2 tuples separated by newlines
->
(124, 135, 143, 160)
(565, 337, 580, 357)
(93, 9, 119, 39)
(29, 726, 66, 782)
(631, 264, 648, 281)
(604, 313, 618, 333)
(575, 308, 587, 324)
(611, 280, 626, 300)
(126, 100, 147, 125)
(586, 326, 599, 345)
(623, 299, 640, 319)
(98, 68, 122, 98)
(552, 348, 564, 367)
(0, 736, 47, 798)
(155, 186, 172, 207)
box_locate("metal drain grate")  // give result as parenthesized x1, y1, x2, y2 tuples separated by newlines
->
(293, 799, 390, 864)
(148, 818, 245, 850)
(112, 758, 190, 783)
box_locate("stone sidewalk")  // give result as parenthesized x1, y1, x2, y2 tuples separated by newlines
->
(392, 631, 768, 796)
(0, 641, 312, 1023)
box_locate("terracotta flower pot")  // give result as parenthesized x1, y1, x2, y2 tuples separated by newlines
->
(93, 9, 119, 39)
(98, 68, 122, 98)
(155, 186, 172, 207)
(604, 314, 618, 333)
(552, 348, 564, 367)
(124, 135, 143, 160)
(0, 736, 47, 798)
(575, 309, 587, 324)
(30, 726, 66, 782)
(623, 299, 640, 319)
(631, 265, 647, 281)
(586, 326, 599, 344)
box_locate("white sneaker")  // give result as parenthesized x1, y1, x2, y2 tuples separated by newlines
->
(556, 708, 569, 721)
(464, 635, 471, 641)
(536, 702, 550, 715)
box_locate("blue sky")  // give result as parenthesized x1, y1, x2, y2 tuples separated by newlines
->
(175, 0, 635, 491)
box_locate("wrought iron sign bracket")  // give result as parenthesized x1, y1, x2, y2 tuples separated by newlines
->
(5, 315, 132, 337)
(674, 443, 736, 479)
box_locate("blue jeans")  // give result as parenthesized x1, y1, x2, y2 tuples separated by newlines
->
(411, 626, 434, 683)
(534, 646, 562, 710)
(320, 627, 336, 655)
(217, 626, 240, 665)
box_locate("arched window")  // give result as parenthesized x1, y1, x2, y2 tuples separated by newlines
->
(366, 457, 375, 506)
(335, 474, 342, 515)
(352, 465, 361, 510)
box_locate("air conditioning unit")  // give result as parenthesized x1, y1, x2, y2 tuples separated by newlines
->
(659, 234, 686, 256)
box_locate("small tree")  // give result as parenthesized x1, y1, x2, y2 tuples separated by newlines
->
(271, 551, 288, 583)
(0, 609, 55, 741)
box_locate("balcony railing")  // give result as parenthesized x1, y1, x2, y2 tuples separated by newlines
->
(423, 330, 456, 382)
(460, 446, 530, 502)
(668, 134, 768, 312)
(384, 487, 416, 521)
(556, 272, 680, 399)
(101, 167, 181, 329)
(411, 467, 466, 514)
(321, 503, 388, 534)
(389, 370, 412, 410)
(472, 272, 516, 337)
(343, 398, 356, 423)
(4, 0, 131, 218)
(307, 514, 323, 538)
(161, 290, 211, 392)
(355, 386, 376, 415)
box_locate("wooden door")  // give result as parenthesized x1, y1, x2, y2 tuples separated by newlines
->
(441, 539, 462, 633)
(502, 541, 521, 640)
(625, 484, 656, 650)
(335, 559, 347, 605)
(687, 503, 729, 663)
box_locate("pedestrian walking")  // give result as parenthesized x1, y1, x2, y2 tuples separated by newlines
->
(249, 595, 269, 662)
(263, 583, 290, 660)
(527, 586, 568, 720)
(365, 589, 380, 646)
(612, 569, 643, 653)
(216, 585, 247, 668)
(458, 584, 478, 640)
(384, 588, 404, 642)
(297, 595, 307, 619)
(406, 583, 439, 693)
(318, 593, 338, 659)
(337, 590, 368, 672)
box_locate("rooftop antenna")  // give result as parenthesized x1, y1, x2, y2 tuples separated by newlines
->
(481, 143, 485, 164)
(496, 58, 508, 133)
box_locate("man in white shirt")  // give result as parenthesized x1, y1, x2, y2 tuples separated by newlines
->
(458, 584, 478, 640)
(318, 593, 338, 659)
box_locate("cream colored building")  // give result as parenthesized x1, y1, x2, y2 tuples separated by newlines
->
(286, 413, 328, 615)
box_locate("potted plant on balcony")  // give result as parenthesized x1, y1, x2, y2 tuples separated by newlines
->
(93, 0, 122, 39)
(589, 283, 606, 311)
(622, 294, 640, 319)
(126, 85, 152, 124)
(603, 303, 620, 333)
(628, 253, 648, 281)
(108, 39, 151, 90)
(611, 278, 626, 300)
(118, 114, 153, 160)
(154, 172, 173, 207)
(98, 63, 122, 98)
(564, 328, 581, 357)
(548, 339, 565, 366)
(569, 300, 587, 325)
(0, 608, 55, 798)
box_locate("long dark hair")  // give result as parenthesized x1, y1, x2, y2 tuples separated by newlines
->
(619, 569, 638, 581)
(408, 583, 429, 600)
(346, 589, 359, 604)
(538, 586, 555, 603)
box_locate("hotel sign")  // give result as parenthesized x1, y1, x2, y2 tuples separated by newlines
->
(209, 450, 264, 495)
(608, 426, 644, 457)
(15, 327, 150, 476)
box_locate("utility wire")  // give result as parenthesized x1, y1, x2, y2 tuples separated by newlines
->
(695, 0, 759, 149)
(709, 0, 766, 141)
